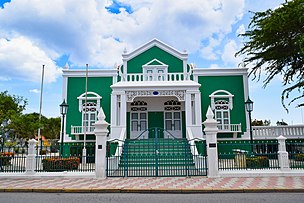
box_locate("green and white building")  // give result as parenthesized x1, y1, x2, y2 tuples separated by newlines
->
(62, 39, 250, 143)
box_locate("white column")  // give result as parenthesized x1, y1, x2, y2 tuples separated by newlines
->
(185, 92, 192, 127)
(195, 92, 202, 127)
(120, 93, 127, 129)
(110, 93, 117, 126)
(94, 107, 110, 178)
(203, 106, 219, 178)
(276, 135, 290, 171)
(25, 139, 37, 175)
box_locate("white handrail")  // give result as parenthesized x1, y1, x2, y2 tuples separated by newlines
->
(253, 125, 304, 138)
(186, 127, 199, 155)
(115, 128, 126, 156)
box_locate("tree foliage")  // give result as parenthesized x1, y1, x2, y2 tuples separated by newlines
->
(42, 117, 61, 140)
(10, 113, 46, 139)
(252, 119, 271, 126)
(236, 0, 304, 110)
(0, 91, 27, 122)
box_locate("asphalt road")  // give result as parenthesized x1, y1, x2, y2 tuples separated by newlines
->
(0, 193, 304, 203)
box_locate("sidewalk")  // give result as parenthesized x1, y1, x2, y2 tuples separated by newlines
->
(0, 176, 304, 193)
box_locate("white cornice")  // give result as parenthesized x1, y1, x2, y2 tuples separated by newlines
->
(62, 69, 117, 77)
(111, 80, 200, 90)
(122, 38, 188, 61)
(193, 68, 248, 76)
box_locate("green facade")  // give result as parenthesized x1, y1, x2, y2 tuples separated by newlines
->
(66, 76, 113, 139)
(198, 75, 247, 137)
(127, 46, 184, 73)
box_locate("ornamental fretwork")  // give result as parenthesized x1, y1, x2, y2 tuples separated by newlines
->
(126, 90, 186, 102)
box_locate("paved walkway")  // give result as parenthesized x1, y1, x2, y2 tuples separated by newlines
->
(0, 176, 304, 193)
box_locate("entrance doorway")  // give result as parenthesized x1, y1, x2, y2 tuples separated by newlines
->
(164, 111, 182, 138)
(130, 112, 147, 139)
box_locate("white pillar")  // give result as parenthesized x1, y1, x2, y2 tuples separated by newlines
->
(185, 92, 192, 126)
(195, 92, 202, 128)
(120, 93, 127, 128)
(203, 106, 219, 178)
(94, 107, 110, 178)
(25, 139, 37, 175)
(276, 135, 290, 171)
(110, 93, 117, 126)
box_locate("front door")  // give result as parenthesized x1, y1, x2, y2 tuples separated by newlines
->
(130, 112, 147, 139)
(164, 111, 182, 138)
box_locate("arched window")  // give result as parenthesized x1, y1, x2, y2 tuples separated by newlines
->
(77, 92, 102, 131)
(214, 100, 230, 130)
(210, 90, 234, 131)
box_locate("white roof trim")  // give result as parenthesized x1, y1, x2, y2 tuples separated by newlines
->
(193, 68, 248, 76)
(122, 38, 188, 61)
(63, 69, 117, 77)
(143, 58, 167, 66)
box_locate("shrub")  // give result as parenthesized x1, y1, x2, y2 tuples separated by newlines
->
(0, 152, 14, 166)
(42, 157, 80, 172)
(246, 156, 269, 168)
(294, 154, 304, 161)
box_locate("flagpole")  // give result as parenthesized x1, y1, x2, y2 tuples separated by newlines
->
(37, 65, 45, 156)
(82, 64, 88, 164)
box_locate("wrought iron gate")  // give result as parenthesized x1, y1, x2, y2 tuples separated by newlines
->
(106, 128, 207, 177)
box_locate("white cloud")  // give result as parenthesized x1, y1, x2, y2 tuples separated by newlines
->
(0, 37, 61, 83)
(0, 0, 246, 70)
(236, 24, 245, 35)
(29, 89, 40, 94)
(221, 40, 242, 66)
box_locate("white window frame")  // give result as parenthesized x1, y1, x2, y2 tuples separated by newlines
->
(142, 59, 168, 81)
(209, 90, 234, 131)
(77, 92, 102, 129)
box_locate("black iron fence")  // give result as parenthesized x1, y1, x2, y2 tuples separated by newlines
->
(218, 140, 279, 170)
(35, 142, 95, 172)
(0, 146, 28, 173)
(106, 137, 207, 177)
(286, 141, 304, 169)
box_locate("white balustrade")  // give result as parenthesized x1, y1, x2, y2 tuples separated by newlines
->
(253, 125, 304, 139)
(125, 72, 188, 82)
(71, 126, 95, 134)
(217, 124, 241, 132)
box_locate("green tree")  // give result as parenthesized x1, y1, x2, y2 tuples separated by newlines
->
(236, 0, 304, 110)
(42, 117, 61, 140)
(0, 91, 27, 122)
(252, 119, 271, 126)
(10, 113, 46, 139)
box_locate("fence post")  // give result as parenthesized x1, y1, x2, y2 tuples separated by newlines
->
(276, 135, 290, 171)
(25, 139, 37, 175)
(94, 107, 110, 178)
(203, 106, 219, 178)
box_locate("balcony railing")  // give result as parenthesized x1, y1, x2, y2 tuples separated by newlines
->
(71, 126, 95, 135)
(123, 72, 190, 82)
(253, 125, 304, 139)
(217, 124, 242, 132)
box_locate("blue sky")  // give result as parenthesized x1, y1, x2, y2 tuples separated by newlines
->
(0, 0, 303, 125)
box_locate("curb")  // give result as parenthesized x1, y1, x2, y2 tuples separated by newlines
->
(1, 188, 304, 193)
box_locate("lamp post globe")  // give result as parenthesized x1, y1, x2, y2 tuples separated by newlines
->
(60, 100, 68, 156)
(245, 97, 254, 152)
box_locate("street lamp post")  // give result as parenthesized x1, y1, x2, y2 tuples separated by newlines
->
(245, 97, 254, 153)
(60, 100, 68, 157)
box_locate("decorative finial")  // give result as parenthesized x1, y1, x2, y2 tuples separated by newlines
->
(97, 107, 106, 121)
(206, 106, 214, 119)
(64, 63, 69, 69)
(123, 47, 127, 53)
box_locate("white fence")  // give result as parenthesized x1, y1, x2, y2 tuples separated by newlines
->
(253, 125, 304, 139)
